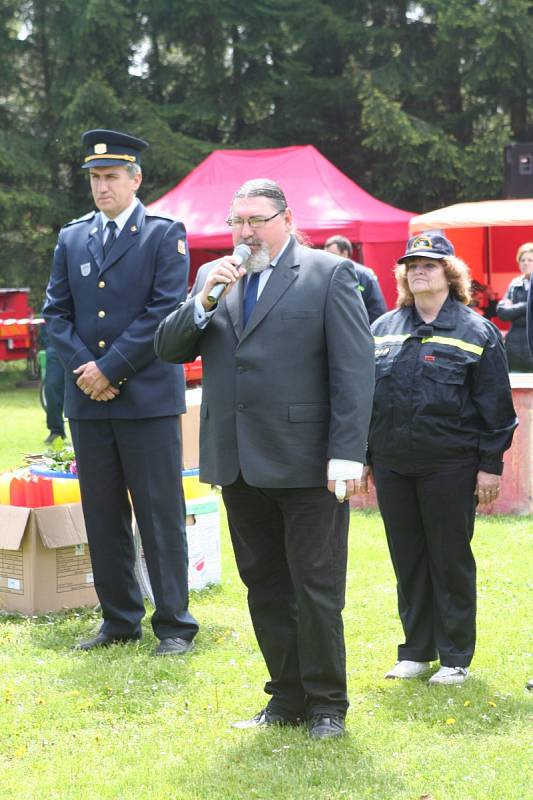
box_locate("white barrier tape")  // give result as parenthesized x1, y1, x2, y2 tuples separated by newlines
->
(0, 318, 44, 326)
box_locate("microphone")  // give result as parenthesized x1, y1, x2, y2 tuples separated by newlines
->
(207, 243, 252, 304)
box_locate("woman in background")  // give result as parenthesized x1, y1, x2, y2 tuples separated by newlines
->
(496, 242, 533, 372)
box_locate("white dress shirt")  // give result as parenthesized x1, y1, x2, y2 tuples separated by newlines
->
(101, 197, 139, 242)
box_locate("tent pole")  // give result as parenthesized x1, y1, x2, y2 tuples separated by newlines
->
(485, 225, 492, 287)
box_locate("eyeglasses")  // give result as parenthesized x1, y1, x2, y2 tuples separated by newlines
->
(226, 211, 283, 229)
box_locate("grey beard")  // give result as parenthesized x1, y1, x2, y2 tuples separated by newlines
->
(245, 242, 271, 273)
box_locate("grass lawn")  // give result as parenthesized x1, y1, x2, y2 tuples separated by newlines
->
(1, 363, 532, 799)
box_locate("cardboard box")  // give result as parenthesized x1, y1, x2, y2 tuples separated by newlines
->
(181, 387, 201, 469)
(0, 503, 97, 615)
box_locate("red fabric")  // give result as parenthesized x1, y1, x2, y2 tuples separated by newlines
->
(361, 241, 408, 308)
(148, 146, 413, 303)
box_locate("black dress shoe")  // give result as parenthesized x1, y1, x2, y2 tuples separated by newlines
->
(308, 714, 346, 740)
(232, 708, 302, 729)
(72, 632, 141, 651)
(44, 432, 66, 446)
(154, 637, 194, 656)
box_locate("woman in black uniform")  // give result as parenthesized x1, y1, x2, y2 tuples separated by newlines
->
(496, 242, 533, 372)
(361, 231, 517, 685)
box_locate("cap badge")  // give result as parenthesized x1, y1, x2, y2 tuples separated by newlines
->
(94, 143, 107, 154)
(411, 235, 432, 250)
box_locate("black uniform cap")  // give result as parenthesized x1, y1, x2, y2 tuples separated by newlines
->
(81, 129, 149, 169)
(398, 231, 455, 262)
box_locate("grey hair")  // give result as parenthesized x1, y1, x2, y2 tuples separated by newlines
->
(232, 178, 287, 212)
(125, 162, 142, 179)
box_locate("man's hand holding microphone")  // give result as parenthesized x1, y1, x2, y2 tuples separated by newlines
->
(200, 244, 252, 311)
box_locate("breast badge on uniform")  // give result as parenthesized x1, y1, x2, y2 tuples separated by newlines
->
(177, 240, 187, 255)
(80, 262, 91, 277)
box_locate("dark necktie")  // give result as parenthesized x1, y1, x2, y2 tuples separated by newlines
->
(103, 220, 117, 259)
(243, 272, 260, 326)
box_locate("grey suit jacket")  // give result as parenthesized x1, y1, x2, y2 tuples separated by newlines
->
(155, 236, 375, 488)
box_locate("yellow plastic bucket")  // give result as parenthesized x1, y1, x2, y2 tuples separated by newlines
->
(51, 477, 81, 505)
(0, 472, 13, 504)
(182, 468, 210, 500)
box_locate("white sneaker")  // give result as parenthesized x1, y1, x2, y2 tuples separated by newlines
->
(428, 666, 469, 685)
(385, 660, 431, 679)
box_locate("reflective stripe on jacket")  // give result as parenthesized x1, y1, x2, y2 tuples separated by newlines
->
(368, 296, 517, 475)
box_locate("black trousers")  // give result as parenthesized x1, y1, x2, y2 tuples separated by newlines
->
(70, 417, 198, 642)
(373, 463, 478, 667)
(222, 475, 349, 719)
(44, 346, 66, 436)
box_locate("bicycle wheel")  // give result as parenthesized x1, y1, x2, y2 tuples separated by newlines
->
(39, 380, 47, 411)
(132, 522, 154, 605)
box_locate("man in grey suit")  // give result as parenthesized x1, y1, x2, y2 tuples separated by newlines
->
(155, 179, 374, 739)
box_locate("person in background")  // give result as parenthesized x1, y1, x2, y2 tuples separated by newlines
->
(527, 266, 533, 694)
(361, 232, 517, 685)
(496, 242, 533, 372)
(155, 178, 375, 739)
(44, 129, 198, 656)
(528, 267, 533, 355)
(41, 321, 66, 445)
(324, 235, 387, 323)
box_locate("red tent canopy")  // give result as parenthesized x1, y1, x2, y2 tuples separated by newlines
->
(148, 145, 413, 306)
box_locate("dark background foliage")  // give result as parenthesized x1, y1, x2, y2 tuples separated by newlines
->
(0, 0, 531, 306)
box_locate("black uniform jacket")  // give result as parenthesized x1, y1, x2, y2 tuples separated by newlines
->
(44, 202, 189, 420)
(368, 296, 517, 475)
(354, 263, 387, 323)
(528, 281, 533, 353)
(496, 275, 533, 369)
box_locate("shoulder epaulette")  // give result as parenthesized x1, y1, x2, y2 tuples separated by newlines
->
(62, 210, 96, 228)
(144, 209, 176, 222)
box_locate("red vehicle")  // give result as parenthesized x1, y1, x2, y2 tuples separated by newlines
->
(183, 356, 203, 385)
(0, 288, 40, 375)
(1, 287, 202, 385)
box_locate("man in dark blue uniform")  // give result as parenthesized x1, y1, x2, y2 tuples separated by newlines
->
(44, 129, 198, 655)
(324, 235, 387, 323)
